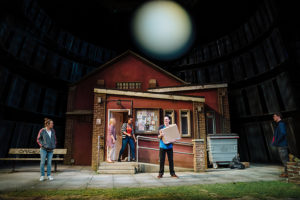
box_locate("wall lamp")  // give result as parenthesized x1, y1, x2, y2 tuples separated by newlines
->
(197, 106, 203, 113)
(117, 100, 121, 105)
(97, 97, 102, 104)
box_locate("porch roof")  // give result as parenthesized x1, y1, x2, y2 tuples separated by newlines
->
(94, 88, 205, 103)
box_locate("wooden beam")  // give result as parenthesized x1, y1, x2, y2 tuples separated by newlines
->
(147, 83, 228, 93)
(94, 88, 205, 102)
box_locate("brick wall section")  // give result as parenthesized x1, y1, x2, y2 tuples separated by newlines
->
(287, 162, 300, 184)
(192, 102, 207, 172)
(192, 102, 206, 139)
(193, 139, 206, 172)
(218, 88, 231, 133)
(199, 105, 206, 140)
(92, 93, 107, 170)
(193, 102, 200, 139)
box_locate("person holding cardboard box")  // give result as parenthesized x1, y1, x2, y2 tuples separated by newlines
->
(157, 115, 178, 178)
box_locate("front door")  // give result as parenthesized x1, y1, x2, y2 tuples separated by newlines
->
(73, 120, 92, 165)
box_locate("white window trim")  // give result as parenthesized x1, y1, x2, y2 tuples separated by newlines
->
(179, 110, 191, 137)
(163, 109, 175, 125)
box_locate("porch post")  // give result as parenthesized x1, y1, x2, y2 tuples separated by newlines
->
(92, 92, 107, 170)
(192, 139, 206, 172)
(192, 101, 207, 172)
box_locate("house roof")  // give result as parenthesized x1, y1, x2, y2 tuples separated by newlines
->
(94, 88, 205, 102)
(147, 83, 228, 93)
(71, 50, 188, 86)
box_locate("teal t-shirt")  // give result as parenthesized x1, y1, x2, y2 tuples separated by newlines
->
(159, 125, 173, 149)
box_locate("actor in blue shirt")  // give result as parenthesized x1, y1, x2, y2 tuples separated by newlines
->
(157, 115, 178, 178)
(272, 112, 289, 177)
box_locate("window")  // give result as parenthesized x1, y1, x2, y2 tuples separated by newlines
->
(163, 110, 175, 124)
(180, 110, 191, 137)
(206, 111, 216, 134)
(116, 82, 141, 90)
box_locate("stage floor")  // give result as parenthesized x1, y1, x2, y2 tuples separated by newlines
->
(0, 163, 285, 191)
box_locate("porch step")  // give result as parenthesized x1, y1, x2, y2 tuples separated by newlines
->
(97, 162, 138, 174)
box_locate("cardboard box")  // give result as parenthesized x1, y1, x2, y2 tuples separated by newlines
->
(161, 124, 181, 144)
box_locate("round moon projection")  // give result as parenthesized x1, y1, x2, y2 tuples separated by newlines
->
(132, 1, 194, 60)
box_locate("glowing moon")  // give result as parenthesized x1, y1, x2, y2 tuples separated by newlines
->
(132, 1, 194, 60)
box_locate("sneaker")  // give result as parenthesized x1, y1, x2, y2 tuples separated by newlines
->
(157, 174, 163, 179)
(48, 176, 54, 181)
(279, 173, 288, 178)
(171, 174, 179, 178)
(39, 176, 45, 181)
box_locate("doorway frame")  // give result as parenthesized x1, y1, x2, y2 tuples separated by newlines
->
(107, 109, 131, 160)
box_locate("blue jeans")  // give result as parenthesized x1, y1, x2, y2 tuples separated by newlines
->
(278, 147, 288, 173)
(118, 136, 135, 160)
(40, 148, 53, 176)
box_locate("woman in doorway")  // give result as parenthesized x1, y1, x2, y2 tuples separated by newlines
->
(118, 115, 136, 162)
(107, 118, 116, 163)
(37, 118, 57, 181)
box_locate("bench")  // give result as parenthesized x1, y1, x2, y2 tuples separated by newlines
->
(0, 148, 67, 172)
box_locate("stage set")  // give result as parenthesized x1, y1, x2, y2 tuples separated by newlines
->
(64, 51, 231, 171)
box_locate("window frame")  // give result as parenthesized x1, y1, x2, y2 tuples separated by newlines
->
(163, 109, 175, 125)
(206, 110, 216, 134)
(179, 109, 191, 137)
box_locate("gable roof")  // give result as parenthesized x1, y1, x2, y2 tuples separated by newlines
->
(71, 50, 188, 86)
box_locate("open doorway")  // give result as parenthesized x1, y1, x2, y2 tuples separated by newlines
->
(107, 109, 130, 161)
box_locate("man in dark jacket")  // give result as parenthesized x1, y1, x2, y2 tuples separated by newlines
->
(272, 113, 288, 178)
(37, 118, 57, 181)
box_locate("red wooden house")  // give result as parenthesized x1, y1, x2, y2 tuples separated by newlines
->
(65, 51, 231, 171)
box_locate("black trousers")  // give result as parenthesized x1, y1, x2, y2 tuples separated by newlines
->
(159, 148, 175, 175)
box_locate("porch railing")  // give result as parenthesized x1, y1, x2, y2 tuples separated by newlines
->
(136, 135, 194, 163)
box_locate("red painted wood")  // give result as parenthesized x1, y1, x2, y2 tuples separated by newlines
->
(136, 135, 194, 168)
(176, 90, 219, 111)
(73, 121, 92, 165)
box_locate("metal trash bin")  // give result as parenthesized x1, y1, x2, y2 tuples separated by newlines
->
(207, 134, 239, 169)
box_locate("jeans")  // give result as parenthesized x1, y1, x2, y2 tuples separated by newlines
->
(159, 148, 175, 175)
(40, 148, 53, 176)
(278, 146, 289, 173)
(118, 136, 135, 160)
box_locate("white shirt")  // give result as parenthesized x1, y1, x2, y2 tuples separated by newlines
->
(46, 129, 51, 138)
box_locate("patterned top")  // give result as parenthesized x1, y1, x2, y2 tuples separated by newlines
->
(121, 123, 134, 139)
